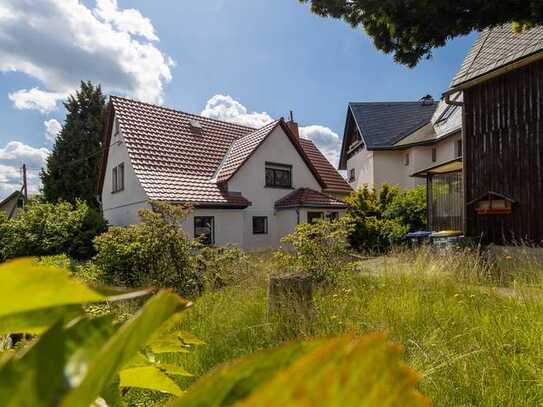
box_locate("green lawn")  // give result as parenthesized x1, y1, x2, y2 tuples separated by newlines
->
(167, 250, 543, 406)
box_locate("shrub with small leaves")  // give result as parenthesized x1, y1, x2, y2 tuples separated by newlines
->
(94, 202, 199, 296)
(195, 244, 249, 291)
(277, 219, 351, 284)
(0, 199, 107, 261)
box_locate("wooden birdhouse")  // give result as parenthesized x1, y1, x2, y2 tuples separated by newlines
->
(468, 192, 516, 215)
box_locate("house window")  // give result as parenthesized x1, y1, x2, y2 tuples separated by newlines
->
(194, 216, 214, 245)
(307, 212, 324, 224)
(349, 168, 356, 182)
(404, 152, 410, 166)
(112, 163, 125, 193)
(455, 139, 463, 158)
(113, 118, 120, 138)
(431, 147, 437, 163)
(265, 162, 292, 188)
(252, 216, 268, 235)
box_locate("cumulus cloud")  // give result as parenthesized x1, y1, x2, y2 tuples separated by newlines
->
(0, 141, 50, 199)
(44, 119, 62, 143)
(201, 95, 274, 128)
(299, 125, 341, 166)
(8, 88, 65, 113)
(201, 94, 341, 166)
(1, 0, 172, 110)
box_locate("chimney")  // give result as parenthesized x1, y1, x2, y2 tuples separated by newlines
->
(286, 110, 299, 139)
(420, 94, 434, 106)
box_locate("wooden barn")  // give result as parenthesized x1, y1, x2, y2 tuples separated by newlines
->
(443, 25, 543, 244)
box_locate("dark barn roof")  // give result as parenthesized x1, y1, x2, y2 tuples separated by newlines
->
(348, 101, 438, 150)
(451, 25, 543, 88)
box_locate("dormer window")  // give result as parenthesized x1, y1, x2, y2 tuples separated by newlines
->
(190, 120, 203, 135)
(265, 162, 292, 188)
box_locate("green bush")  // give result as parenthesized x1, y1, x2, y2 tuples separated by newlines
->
(277, 219, 351, 283)
(344, 184, 426, 253)
(0, 199, 107, 261)
(195, 245, 249, 291)
(94, 201, 199, 295)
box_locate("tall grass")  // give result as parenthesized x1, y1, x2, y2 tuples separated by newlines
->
(171, 248, 543, 406)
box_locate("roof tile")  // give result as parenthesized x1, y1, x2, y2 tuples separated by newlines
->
(275, 188, 348, 209)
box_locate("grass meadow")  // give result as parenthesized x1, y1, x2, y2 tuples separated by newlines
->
(160, 248, 543, 406)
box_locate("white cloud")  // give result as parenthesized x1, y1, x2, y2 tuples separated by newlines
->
(201, 94, 341, 166)
(0, 141, 50, 199)
(44, 119, 62, 143)
(299, 125, 341, 166)
(201, 95, 274, 128)
(94, 0, 158, 41)
(8, 88, 65, 113)
(1, 0, 172, 109)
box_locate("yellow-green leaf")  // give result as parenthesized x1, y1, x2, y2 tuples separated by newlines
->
(119, 366, 183, 396)
(60, 290, 191, 407)
(237, 333, 429, 407)
(0, 258, 104, 318)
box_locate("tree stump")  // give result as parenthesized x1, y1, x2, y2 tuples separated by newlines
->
(268, 273, 314, 323)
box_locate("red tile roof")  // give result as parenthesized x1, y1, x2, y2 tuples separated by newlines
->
(215, 120, 281, 184)
(275, 188, 348, 209)
(98, 96, 350, 206)
(299, 139, 352, 194)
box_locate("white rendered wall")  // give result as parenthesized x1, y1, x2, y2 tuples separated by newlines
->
(227, 126, 323, 250)
(101, 115, 150, 226)
(346, 147, 374, 189)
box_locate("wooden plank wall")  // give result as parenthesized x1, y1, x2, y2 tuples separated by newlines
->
(464, 59, 543, 244)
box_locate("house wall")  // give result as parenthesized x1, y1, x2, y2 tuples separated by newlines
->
(181, 209, 245, 247)
(101, 115, 150, 226)
(227, 126, 324, 250)
(463, 59, 543, 244)
(346, 146, 374, 189)
(347, 132, 462, 191)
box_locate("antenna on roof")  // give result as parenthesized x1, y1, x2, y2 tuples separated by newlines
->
(289, 110, 294, 122)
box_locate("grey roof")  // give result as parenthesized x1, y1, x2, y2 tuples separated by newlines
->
(349, 101, 438, 149)
(451, 25, 543, 88)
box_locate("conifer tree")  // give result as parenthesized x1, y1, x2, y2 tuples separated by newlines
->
(41, 81, 106, 208)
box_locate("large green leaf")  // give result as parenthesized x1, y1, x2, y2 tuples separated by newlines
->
(0, 304, 82, 336)
(60, 290, 191, 407)
(0, 258, 104, 317)
(0, 322, 68, 407)
(171, 339, 326, 407)
(173, 334, 429, 407)
(119, 366, 183, 396)
(237, 333, 429, 407)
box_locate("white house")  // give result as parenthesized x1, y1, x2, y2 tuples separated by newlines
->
(338, 97, 462, 190)
(97, 97, 352, 251)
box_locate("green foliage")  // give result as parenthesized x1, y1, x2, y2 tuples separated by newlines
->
(385, 185, 427, 232)
(0, 199, 107, 261)
(277, 220, 351, 283)
(94, 201, 199, 295)
(0, 258, 195, 405)
(41, 81, 106, 208)
(173, 333, 429, 407)
(195, 245, 249, 290)
(345, 184, 420, 252)
(298, 0, 543, 67)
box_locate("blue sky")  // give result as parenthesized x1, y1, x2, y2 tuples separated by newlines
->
(0, 0, 475, 199)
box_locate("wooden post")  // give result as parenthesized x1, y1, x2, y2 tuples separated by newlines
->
(268, 273, 313, 321)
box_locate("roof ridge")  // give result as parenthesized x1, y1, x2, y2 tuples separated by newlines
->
(349, 101, 437, 105)
(110, 95, 260, 131)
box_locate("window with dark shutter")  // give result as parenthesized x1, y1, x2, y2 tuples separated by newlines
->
(432, 147, 437, 162)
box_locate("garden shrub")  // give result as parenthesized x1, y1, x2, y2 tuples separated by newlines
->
(94, 201, 199, 295)
(277, 219, 351, 283)
(0, 199, 106, 261)
(344, 184, 426, 253)
(195, 245, 249, 290)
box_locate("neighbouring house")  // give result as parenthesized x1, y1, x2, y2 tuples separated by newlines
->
(338, 96, 463, 191)
(0, 190, 25, 219)
(440, 24, 543, 244)
(97, 97, 352, 250)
